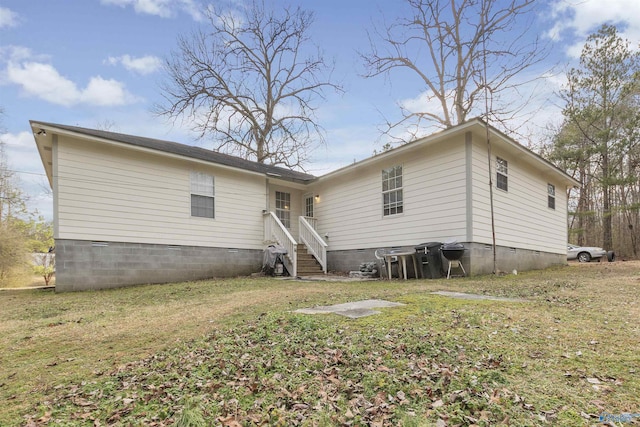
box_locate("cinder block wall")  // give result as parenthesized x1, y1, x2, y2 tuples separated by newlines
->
(327, 246, 421, 278)
(465, 243, 567, 275)
(54, 239, 263, 291)
(327, 243, 567, 278)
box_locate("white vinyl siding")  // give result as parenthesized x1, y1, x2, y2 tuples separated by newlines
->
(55, 136, 266, 249)
(313, 136, 467, 250)
(470, 140, 567, 254)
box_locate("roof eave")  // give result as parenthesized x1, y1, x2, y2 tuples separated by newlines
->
(30, 121, 315, 184)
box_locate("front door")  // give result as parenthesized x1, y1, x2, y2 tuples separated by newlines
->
(304, 194, 314, 218)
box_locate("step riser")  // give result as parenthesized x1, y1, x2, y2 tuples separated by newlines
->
(296, 245, 324, 275)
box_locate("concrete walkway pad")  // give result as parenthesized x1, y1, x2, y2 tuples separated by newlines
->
(294, 299, 405, 319)
(431, 291, 528, 303)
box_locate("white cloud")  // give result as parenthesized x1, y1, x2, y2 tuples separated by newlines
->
(101, 0, 204, 21)
(0, 46, 42, 64)
(0, 6, 19, 28)
(0, 131, 53, 219)
(105, 54, 162, 75)
(4, 51, 139, 107)
(549, 0, 640, 56)
(395, 90, 456, 139)
(82, 76, 135, 106)
(1, 130, 33, 149)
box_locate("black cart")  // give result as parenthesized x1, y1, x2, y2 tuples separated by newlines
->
(414, 242, 443, 279)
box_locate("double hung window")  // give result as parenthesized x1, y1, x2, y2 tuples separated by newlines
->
(190, 172, 215, 218)
(382, 165, 403, 216)
(547, 184, 556, 210)
(496, 157, 508, 191)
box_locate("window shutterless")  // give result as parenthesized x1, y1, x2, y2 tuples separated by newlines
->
(190, 172, 215, 218)
(382, 165, 403, 216)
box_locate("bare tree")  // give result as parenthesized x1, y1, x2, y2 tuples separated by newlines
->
(157, 0, 341, 169)
(362, 0, 547, 142)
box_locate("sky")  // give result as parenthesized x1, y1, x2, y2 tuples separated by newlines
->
(1, 0, 639, 221)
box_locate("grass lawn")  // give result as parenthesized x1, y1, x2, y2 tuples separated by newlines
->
(1, 262, 639, 426)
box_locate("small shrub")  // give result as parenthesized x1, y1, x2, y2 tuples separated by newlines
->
(33, 253, 55, 286)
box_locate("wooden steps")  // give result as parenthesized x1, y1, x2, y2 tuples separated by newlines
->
(296, 244, 324, 276)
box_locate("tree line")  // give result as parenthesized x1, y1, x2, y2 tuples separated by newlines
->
(545, 25, 640, 258)
(0, 119, 54, 287)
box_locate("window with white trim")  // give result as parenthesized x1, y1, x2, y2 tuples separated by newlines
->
(547, 183, 556, 210)
(382, 165, 403, 216)
(496, 157, 508, 191)
(190, 172, 215, 218)
(275, 191, 291, 228)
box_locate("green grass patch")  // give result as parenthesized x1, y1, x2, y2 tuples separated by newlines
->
(1, 262, 639, 425)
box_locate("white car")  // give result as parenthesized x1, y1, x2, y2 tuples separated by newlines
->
(567, 244, 608, 263)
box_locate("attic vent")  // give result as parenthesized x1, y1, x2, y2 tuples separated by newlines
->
(43, 146, 52, 151)
(509, 247, 516, 253)
(91, 241, 109, 247)
(167, 245, 181, 250)
(484, 245, 492, 250)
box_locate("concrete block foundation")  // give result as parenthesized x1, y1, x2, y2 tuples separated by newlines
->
(327, 243, 567, 278)
(54, 239, 263, 292)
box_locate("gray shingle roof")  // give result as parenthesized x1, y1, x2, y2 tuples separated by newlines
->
(31, 121, 317, 183)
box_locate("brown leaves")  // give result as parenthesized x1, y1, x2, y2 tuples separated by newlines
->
(24, 315, 520, 426)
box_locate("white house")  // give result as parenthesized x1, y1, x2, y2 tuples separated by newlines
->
(31, 119, 579, 291)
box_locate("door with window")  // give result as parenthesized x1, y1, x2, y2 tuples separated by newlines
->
(303, 194, 317, 230)
(304, 194, 314, 218)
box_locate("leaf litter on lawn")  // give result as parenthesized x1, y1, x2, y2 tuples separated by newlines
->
(16, 262, 640, 426)
(25, 311, 536, 426)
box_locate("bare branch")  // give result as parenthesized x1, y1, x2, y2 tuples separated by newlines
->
(361, 0, 549, 143)
(155, 0, 342, 169)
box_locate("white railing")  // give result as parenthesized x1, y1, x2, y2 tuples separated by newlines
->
(264, 212, 297, 277)
(299, 216, 328, 273)
(303, 216, 318, 230)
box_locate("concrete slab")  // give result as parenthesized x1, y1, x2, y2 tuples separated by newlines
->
(286, 274, 379, 282)
(294, 299, 405, 318)
(0, 285, 55, 292)
(430, 291, 528, 303)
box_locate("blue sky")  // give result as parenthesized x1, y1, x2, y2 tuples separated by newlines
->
(1, 0, 639, 220)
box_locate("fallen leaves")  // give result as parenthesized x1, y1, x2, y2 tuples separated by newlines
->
(19, 313, 580, 426)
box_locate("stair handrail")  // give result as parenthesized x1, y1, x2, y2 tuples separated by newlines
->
(264, 211, 297, 277)
(299, 216, 328, 274)
(303, 216, 318, 230)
